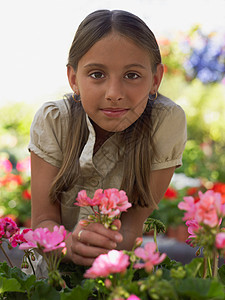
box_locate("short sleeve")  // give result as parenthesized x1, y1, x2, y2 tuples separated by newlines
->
(28, 100, 69, 168)
(151, 96, 187, 171)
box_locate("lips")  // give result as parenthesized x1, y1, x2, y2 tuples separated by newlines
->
(101, 108, 129, 118)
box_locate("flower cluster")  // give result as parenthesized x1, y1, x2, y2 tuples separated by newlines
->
(183, 28, 225, 84)
(134, 242, 166, 273)
(0, 155, 31, 227)
(0, 216, 18, 241)
(84, 250, 130, 278)
(178, 189, 225, 277)
(0, 216, 69, 288)
(19, 226, 68, 252)
(84, 240, 166, 299)
(74, 188, 132, 229)
(18, 225, 69, 288)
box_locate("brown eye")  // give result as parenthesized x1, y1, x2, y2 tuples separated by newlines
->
(125, 73, 140, 79)
(90, 72, 104, 79)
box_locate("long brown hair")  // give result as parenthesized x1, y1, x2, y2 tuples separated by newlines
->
(49, 10, 162, 207)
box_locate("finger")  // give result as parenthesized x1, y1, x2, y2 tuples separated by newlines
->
(85, 222, 123, 243)
(74, 229, 117, 249)
(71, 240, 109, 261)
(70, 252, 95, 266)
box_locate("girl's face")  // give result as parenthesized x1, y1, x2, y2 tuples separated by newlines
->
(68, 32, 163, 134)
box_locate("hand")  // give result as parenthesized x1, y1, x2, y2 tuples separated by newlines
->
(69, 219, 123, 266)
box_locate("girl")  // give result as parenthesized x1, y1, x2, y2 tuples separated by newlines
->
(29, 10, 187, 272)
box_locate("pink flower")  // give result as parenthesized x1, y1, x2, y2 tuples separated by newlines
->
(178, 196, 196, 220)
(0, 157, 12, 173)
(92, 189, 104, 206)
(74, 190, 93, 207)
(195, 190, 222, 227)
(99, 189, 131, 218)
(84, 250, 130, 278)
(16, 156, 31, 173)
(134, 242, 166, 272)
(185, 219, 200, 247)
(0, 217, 19, 240)
(127, 296, 141, 300)
(104, 189, 131, 212)
(10, 228, 32, 247)
(99, 195, 120, 218)
(216, 232, 225, 249)
(19, 226, 68, 252)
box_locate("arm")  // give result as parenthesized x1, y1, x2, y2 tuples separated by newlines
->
(30, 151, 122, 266)
(117, 166, 175, 250)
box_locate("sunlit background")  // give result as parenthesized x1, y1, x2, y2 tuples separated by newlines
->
(1, 0, 225, 107)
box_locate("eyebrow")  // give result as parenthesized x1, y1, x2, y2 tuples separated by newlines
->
(83, 63, 147, 70)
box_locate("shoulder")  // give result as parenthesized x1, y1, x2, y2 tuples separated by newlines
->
(151, 94, 186, 130)
(152, 93, 185, 116)
(34, 98, 71, 122)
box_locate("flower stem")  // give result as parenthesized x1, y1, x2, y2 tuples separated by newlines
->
(207, 256, 212, 278)
(212, 249, 218, 278)
(27, 254, 35, 275)
(203, 256, 207, 278)
(0, 244, 13, 267)
(154, 225, 158, 252)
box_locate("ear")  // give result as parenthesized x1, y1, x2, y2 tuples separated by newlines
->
(67, 65, 79, 94)
(150, 63, 164, 94)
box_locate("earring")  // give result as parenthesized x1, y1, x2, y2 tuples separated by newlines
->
(149, 91, 158, 101)
(72, 92, 81, 102)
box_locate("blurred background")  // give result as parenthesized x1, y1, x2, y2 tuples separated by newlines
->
(0, 0, 225, 233)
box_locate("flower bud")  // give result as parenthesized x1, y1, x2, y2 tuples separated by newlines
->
(79, 219, 89, 227)
(31, 255, 36, 261)
(110, 224, 118, 231)
(195, 247, 201, 256)
(104, 278, 112, 289)
(134, 237, 143, 248)
(59, 279, 66, 289)
(7, 243, 13, 250)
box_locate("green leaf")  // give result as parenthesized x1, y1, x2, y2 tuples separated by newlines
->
(0, 277, 22, 293)
(0, 262, 36, 292)
(175, 277, 225, 299)
(218, 264, 225, 285)
(60, 285, 93, 300)
(30, 281, 60, 300)
(207, 280, 225, 299)
(184, 257, 204, 277)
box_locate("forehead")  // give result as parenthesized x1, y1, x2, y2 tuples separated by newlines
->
(78, 32, 152, 67)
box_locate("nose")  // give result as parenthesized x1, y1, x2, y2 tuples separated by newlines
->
(105, 78, 124, 102)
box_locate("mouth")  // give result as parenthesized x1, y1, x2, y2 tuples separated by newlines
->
(100, 108, 129, 118)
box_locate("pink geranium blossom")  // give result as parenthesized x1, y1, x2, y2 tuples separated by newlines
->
(19, 225, 68, 252)
(74, 188, 132, 228)
(195, 191, 223, 227)
(103, 189, 132, 212)
(178, 196, 196, 221)
(84, 250, 130, 278)
(216, 232, 225, 249)
(0, 217, 19, 241)
(127, 296, 141, 300)
(9, 228, 32, 247)
(74, 190, 92, 207)
(185, 219, 200, 247)
(134, 242, 166, 272)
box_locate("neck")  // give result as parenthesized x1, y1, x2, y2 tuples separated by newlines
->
(90, 120, 114, 154)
